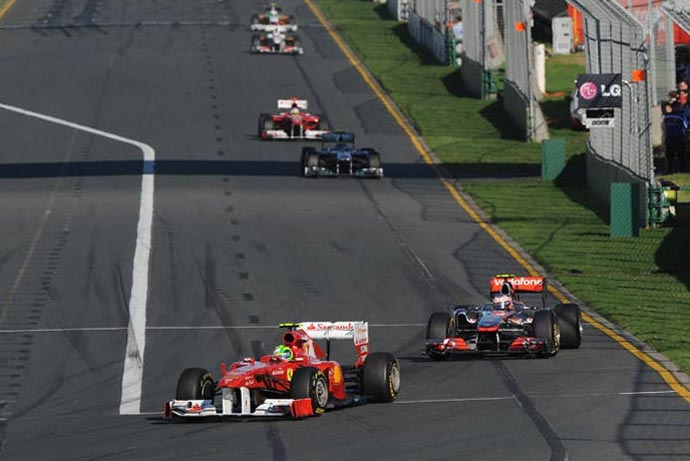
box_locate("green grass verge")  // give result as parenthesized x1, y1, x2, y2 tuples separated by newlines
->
(315, 0, 690, 372)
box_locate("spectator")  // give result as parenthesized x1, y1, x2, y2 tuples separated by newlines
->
(447, 14, 463, 63)
(451, 15, 463, 43)
(662, 83, 690, 173)
(679, 81, 690, 171)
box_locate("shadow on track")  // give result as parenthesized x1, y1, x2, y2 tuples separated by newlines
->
(0, 160, 542, 180)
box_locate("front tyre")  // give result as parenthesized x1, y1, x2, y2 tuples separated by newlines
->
(301, 147, 316, 175)
(176, 368, 215, 400)
(426, 312, 451, 361)
(258, 113, 273, 137)
(361, 352, 401, 403)
(290, 367, 329, 414)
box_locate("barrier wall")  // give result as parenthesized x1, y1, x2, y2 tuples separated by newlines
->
(407, 10, 448, 65)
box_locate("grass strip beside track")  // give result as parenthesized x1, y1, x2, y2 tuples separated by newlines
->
(310, 0, 690, 384)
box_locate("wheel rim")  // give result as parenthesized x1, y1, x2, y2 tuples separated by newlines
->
(389, 362, 401, 395)
(201, 378, 214, 400)
(314, 377, 328, 408)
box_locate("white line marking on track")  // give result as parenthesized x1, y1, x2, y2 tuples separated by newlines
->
(0, 323, 427, 334)
(0, 103, 155, 416)
(395, 390, 677, 405)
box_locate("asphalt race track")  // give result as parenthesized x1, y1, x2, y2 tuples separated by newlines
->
(0, 1, 689, 460)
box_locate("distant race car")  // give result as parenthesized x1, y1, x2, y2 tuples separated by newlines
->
(251, 26, 303, 55)
(301, 131, 383, 178)
(251, 3, 297, 32)
(425, 274, 582, 359)
(258, 98, 331, 140)
(164, 321, 401, 419)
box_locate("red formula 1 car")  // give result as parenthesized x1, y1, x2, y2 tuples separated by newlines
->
(258, 98, 331, 140)
(164, 321, 401, 419)
(425, 275, 582, 359)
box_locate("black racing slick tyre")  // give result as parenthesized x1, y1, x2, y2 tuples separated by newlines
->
(258, 113, 273, 137)
(290, 367, 329, 414)
(368, 152, 381, 169)
(251, 34, 261, 52)
(361, 352, 401, 403)
(301, 147, 315, 175)
(176, 368, 215, 400)
(426, 312, 451, 361)
(555, 303, 582, 349)
(533, 310, 559, 357)
(306, 153, 320, 176)
(316, 115, 331, 131)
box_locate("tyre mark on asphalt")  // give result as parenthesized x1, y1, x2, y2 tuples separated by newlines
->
(194, 244, 244, 357)
(0, 128, 86, 455)
(355, 181, 437, 289)
(492, 361, 568, 461)
(265, 423, 288, 461)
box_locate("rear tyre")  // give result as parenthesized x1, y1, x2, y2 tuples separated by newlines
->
(176, 368, 215, 400)
(555, 303, 582, 349)
(426, 312, 451, 361)
(533, 310, 559, 357)
(258, 113, 273, 137)
(361, 352, 400, 403)
(251, 34, 261, 52)
(316, 115, 331, 131)
(290, 367, 329, 414)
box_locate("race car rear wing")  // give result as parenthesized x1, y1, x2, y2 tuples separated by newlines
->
(258, 24, 290, 33)
(277, 98, 308, 110)
(321, 131, 355, 144)
(489, 275, 546, 304)
(280, 321, 369, 364)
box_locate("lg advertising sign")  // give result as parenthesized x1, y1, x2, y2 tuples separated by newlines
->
(574, 73, 622, 128)
(575, 73, 623, 109)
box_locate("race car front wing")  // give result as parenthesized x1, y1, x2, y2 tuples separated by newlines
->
(304, 164, 383, 178)
(426, 336, 549, 355)
(164, 387, 315, 419)
(261, 129, 330, 140)
(251, 46, 304, 55)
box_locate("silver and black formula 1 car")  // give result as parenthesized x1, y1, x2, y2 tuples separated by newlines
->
(300, 132, 383, 178)
(251, 26, 303, 55)
(426, 274, 582, 359)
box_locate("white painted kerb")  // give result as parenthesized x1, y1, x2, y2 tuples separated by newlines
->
(0, 103, 154, 415)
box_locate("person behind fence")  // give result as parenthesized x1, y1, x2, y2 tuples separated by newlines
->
(662, 89, 688, 174)
(450, 15, 463, 54)
(679, 81, 690, 172)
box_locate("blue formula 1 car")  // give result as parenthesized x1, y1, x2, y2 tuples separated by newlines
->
(300, 132, 383, 178)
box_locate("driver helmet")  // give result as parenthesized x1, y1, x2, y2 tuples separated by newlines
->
(492, 294, 513, 311)
(290, 105, 300, 116)
(272, 34, 282, 45)
(273, 344, 294, 360)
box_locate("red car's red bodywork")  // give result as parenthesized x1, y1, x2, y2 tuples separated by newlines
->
(258, 98, 330, 140)
(165, 321, 399, 420)
(217, 327, 359, 403)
